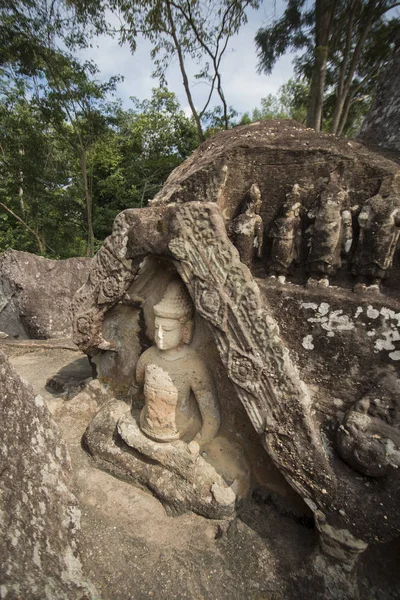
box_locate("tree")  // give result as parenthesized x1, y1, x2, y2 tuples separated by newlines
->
(90, 87, 199, 240)
(240, 79, 308, 124)
(0, 81, 198, 257)
(73, 0, 257, 141)
(0, 77, 87, 256)
(0, 1, 201, 257)
(256, 0, 400, 134)
(0, 0, 121, 256)
(40, 52, 120, 256)
(328, 5, 399, 134)
(306, 0, 337, 131)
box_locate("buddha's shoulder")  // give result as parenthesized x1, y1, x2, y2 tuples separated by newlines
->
(183, 348, 210, 374)
(137, 346, 158, 364)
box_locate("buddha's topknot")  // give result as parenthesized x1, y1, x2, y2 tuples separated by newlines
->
(153, 277, 193, 322)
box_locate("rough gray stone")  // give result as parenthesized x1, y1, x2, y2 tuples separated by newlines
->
(70, 122, 400, 567)
(0, 250, 91, 339)
(150, 119, 398, 218)
(0, 350, 98, 599)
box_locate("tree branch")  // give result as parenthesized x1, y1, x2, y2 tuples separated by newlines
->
(0, 201, 49, 254)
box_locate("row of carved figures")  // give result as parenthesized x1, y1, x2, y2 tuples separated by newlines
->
(228, 171, 400, 293)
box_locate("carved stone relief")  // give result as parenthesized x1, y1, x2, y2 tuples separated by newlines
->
(72, 199, 400, 567)
(352, 190, 400, 292)
(80, 258, 252, 518)
(263, 175, 400, 294)
(337, 373, 400, 477)
(227, 183, 264, 268)
(71, 118, 400, 571)
(268, 183, 303, 283)
(306, 169, 351, 287)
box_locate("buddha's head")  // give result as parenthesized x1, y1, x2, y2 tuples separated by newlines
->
(153, 278, 194, 351)
(245, 183, 262, 216)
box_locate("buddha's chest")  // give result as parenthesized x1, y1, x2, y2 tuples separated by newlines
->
(143, 360, 193, 402)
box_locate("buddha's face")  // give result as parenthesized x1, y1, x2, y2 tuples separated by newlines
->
(154, 316, 184, 351)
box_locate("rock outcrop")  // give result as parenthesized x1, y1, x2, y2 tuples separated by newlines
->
(0, 250, 92, 339)
(70, 120, 400, 573)
(0, 349, 98, 599)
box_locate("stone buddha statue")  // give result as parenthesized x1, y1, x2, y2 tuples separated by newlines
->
(136, 277, 221, 447)
(115, 276, 250, 515)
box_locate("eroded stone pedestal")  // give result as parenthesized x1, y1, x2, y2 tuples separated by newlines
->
(84, 400, 251, 519)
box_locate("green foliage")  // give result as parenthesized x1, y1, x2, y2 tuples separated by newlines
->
(0, 0, 199, 257)
(255, 0, 399, 135)
(0, 0, 210, 257)
(241, 78, 308, 124)
(89, 88, 199, 240)
(202, 105, 239, 137)
(255, 0, 311, 75)
(0, 77, 198, 257)
(0, 79, 84, 257)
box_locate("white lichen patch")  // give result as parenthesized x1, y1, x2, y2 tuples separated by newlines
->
(367, 306, 380, 319)
(34, 394, 44, 408)
(371, 307, 400, 357)
(354, 307, 363, 319)
(374, 329, 400, 352)
(302, 302, 318, 311)
(301, 302, 355, 338)
(301, 301, 400, 360)
(318, 302, 330, 316)
(302, 335, 314, 350)
(235, 220, 254, 236)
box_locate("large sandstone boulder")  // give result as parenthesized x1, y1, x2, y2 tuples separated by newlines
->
(0, 250, 92, 339)
(150, 119, 397, 210)
(70, 121, 400, 570)
(0, 349, 98, 599)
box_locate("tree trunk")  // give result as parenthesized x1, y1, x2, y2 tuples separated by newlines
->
(330, 4, 375, 134)
(329, 3, 356, 134)
(337, 90, 356, 135)
(81, 150, 94, 257)
(19, 148, 25, 216)
(165, 0, 205, 142)
(306, 45, 329, 131)
(215, 69, 229, 129)
(306, 0, 338, 131)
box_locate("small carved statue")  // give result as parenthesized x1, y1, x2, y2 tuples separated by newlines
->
(136, 278, 220, 448)
(352, 191, 400, 292)
(268, 183, 302, 284)
(229, 183, 264, 268)
(307, 171, 351, 287)
(337, 374, 400, 477)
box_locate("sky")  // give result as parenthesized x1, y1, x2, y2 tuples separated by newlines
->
(78, 1, 299, 119)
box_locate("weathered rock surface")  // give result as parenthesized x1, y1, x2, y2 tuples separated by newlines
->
(151, 118, 398, 213)
(70, 121, 400, 570)
(0, 250, 91, 339)
(359, 38, 400, 155)
(0, 349, 98, 599)
(83, 402, 250, 519)
(4, 343, 400, 600)
(46, 355, 93, 400)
